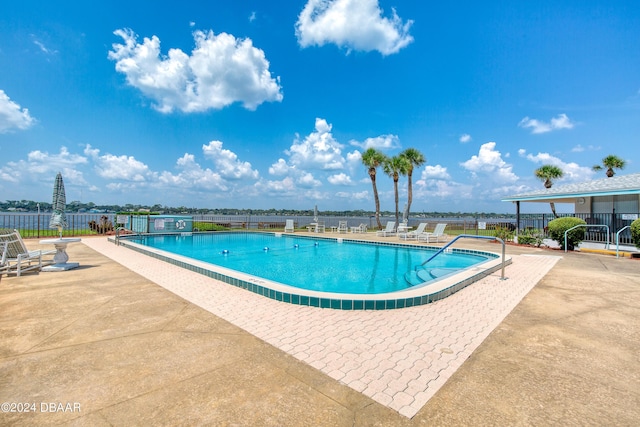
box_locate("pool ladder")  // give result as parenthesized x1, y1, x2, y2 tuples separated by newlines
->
(407, 234, 507, 285)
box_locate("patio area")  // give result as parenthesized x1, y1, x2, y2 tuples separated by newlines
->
(1, 235, 639, 425)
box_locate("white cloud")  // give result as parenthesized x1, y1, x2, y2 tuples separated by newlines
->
(202, 140, 259, 180)
(420, 165, 450, 180)
(335, 190, 369, 200)
(108, 28, 283, 113)
(159, 153, 228, 190)
(327, 172, 353, 185)
(571, 144, 600, 153)
(298, 172, 322, 188)
(268, 158, 292, 176)
(85, 145, 153, 181)
(249, 11, 257, 22)
(518, 149, 593, 181)
(286, 118, 346, 170)
(350, 134, 400, 150)
(0, 147, 88, 187)
(295, 0, 414, 56)
(518, 113, 575, 134)
(459, 133, 471, 143)
(0, 90, 36, 133)
(461, 142, 518, 183)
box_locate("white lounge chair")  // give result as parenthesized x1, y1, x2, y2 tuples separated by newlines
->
(418, 223, 448, 243)
(284, 219, 295, 233)
(0, 229, 54, 276)
(399, 222, 428, 240)
(0, 242, 8, 280)
(351, 223, 367, 233)
(376, 221, 396, 237)
(337, 220, 348, 233)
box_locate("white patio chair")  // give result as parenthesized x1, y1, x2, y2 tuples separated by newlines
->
(284, 219, 295, 233)
(418, 223, 448, 243)
(0, 229, 54, 276)
(376, 221, 396, 237)
(399, 222, 428, 240)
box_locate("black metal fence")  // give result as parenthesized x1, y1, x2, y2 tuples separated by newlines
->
(2, 212, 637, 246)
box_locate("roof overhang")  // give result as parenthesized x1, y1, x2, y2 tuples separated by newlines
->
(502, 188, 640, 203)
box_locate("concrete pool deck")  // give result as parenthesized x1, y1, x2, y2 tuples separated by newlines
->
(1, 234, 639, 425)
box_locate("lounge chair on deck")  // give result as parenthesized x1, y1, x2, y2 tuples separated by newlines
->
(418, 223, 448, 243)
(0, 242, 9, 280)
(337, 221, 348, 233)
(399, 222, 428, 240)
(0, 229, 55, 276)
(284, 219, 295, 233)
(376, 221, 396, 237)
(351, 223, 367, 233)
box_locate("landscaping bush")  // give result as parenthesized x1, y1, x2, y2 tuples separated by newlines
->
(547, 217, 586, 250)
(517, 228, 545, 247)
(631, 218, 640, 249)
(493, 225, 514, 242)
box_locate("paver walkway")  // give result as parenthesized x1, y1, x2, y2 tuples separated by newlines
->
(84, 238, 559, 417)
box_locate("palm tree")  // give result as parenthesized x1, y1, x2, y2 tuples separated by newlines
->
(400, 148, 425, 220)
(534, 164, 564, 218)
(593, 154, 626, 177)
(383, 155, 410, 226)
(361, 148, 387, 229)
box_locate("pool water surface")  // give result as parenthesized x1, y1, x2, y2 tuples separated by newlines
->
(129, 232, 493, 294)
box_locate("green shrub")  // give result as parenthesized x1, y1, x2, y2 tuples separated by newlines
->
(517, 228, 545, 247)
(493, 226, 514, 242)
(192, 221, 226, 232)
(547, 217, 587, 250)
(631, 218, 640, 249)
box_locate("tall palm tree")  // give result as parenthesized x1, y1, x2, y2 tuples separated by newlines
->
(534, 164, 564, 218)
(592, 154, 626, 177)
(383, 155, 410, 226)
(400, 148, 425, 220)
(361, 148, 387, 229)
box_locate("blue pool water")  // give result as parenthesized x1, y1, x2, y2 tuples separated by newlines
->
(129, 232, 492, 294)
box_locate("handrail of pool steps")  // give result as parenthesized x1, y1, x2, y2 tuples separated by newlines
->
(616, 225, 631, 258)
(563, 224, 609, 253)
(419, 234, 506, 280)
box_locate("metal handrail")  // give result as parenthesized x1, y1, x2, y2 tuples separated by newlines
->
(616, 226, 631, 258)
(564, 224, 609, 253)
(419, 234, 507, 280)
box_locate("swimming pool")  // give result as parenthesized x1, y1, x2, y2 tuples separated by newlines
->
(117, 232, 511, 310)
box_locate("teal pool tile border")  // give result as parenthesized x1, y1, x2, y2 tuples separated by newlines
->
(111, 232, 510, 311)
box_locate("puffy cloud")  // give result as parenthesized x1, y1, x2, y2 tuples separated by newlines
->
(286, 118, 346, 170)
(327, 172, 353, 185)
(350, 134, 400, 150)
(295, 0, 413, 56)
(268, 158, 292, 176)
(108, 28, 283, 113)
(202, 140, 259, 180)
(518, 149, 593, 181)
(159, 153, 228, 190)
(0, 90, 36, 133)
(85, 145, 153, 181)
(461, 142, 518, 183)
(518, 113, 575, 134)
(0, 147, 87, 185)
(298, 172, 322, 188)
(420, 165, 450, 180)
(459, 133, 471, 143)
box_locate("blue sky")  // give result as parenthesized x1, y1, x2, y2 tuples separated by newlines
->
(1, 1, 639, 213)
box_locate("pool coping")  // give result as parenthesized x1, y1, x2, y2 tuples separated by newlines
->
(111, 231, 512, 310)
